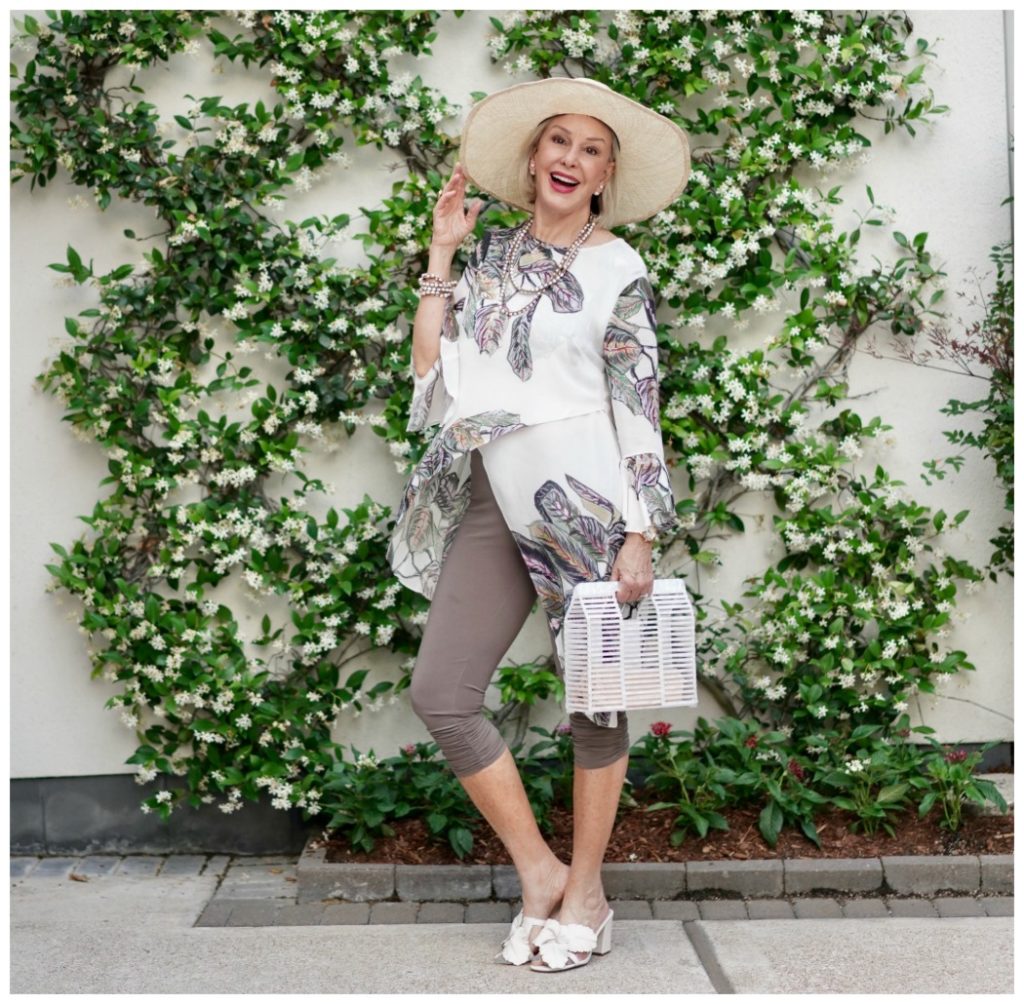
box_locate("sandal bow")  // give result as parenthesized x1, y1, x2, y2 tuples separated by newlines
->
(531, 917, 599, 970)
(494, 908, 548, 965)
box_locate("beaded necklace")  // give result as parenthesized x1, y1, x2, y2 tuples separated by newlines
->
(497, 213, 597, 321)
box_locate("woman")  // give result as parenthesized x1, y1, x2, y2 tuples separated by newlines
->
(387, 76, 690, 972)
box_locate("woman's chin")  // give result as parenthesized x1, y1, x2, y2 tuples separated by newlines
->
(533, 192, 586, 215)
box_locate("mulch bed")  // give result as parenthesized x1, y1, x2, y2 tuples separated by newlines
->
(322, 784, 1013, 866)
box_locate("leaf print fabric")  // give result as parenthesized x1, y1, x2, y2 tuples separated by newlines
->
(389, 225, 679, 729)
(506, 297, 538, 381)
(511, 465, 627, 637)
(514, 246, 585, 314)
(603, 278, 660, 428)
(603, 276, 677, 535)
(624, 452, 675, 531)
(464, 228, 585, 381)
(390, 409, 527, 595)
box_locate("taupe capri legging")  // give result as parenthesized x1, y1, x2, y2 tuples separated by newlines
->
(409, 446, 629, 778)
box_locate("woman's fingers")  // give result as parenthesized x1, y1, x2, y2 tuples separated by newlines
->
(433, 165, 475, 241)
(439, 168, 464, 203)
(615, 573, 652, 603)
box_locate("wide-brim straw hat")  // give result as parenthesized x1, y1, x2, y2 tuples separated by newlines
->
(459, 76, 690, 229)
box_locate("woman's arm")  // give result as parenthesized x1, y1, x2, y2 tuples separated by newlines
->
(406, 163, 482, 432)
(602, 271, 677, 541)
(411, 242, 458, 380)
(603, 270, 676, 601)
(406, 244, 478, 433)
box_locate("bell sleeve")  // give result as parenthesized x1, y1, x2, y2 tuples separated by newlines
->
(406, 267, 469, 433)
(602, 271, 677, 538)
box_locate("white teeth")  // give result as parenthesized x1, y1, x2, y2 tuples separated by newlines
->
(551, 172, 579, 185)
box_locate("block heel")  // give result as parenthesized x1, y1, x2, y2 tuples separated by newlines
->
(593, 911, 613, 954)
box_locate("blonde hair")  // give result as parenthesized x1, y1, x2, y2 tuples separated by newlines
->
(520, 114, 620, 228)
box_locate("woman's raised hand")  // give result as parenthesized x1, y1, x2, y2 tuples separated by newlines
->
(431, 161, 483, 251)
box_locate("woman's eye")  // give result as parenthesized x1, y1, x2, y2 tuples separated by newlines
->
(550, 135, 599, 155)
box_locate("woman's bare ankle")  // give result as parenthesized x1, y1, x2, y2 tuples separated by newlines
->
(558, 878, 607, 916)
(519, 856, 569, 913)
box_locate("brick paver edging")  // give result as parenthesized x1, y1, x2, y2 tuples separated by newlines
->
(296, 837, 1013, 905)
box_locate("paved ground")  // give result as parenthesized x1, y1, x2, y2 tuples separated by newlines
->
(10, 853, 1015, 993)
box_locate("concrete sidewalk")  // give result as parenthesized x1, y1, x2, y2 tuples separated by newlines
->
(10, 857, 1014, 994)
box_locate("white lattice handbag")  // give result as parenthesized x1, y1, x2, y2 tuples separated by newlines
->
(562, 579, 698, 716)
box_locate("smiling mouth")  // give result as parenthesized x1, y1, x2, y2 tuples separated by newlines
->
(549, 172, 581, 193)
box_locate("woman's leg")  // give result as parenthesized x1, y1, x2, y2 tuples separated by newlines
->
(408, 448, 569, 935)
(458, 750, 570, 938)
(554, 748, 628, 938)
(546, 623, 632, 939)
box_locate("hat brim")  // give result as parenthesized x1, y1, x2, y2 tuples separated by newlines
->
(459, 77, 690, 229)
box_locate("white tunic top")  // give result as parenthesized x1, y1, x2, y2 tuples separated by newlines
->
(387, 224, 676, 727)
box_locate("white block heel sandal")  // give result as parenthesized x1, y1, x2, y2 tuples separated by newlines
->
(528, 907, 614, 972)
(494, 908, 549, 965)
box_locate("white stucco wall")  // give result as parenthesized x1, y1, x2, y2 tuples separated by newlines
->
(11, 10, 1013, 779)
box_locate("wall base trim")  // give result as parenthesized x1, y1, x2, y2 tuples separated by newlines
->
(11, 741, 1012, 855)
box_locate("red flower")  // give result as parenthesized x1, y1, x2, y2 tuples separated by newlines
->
(650, 721, 672, 738)
(787, 758, 806, 781)
(945, 748, 969, 764)
(744, 736, 758, 748)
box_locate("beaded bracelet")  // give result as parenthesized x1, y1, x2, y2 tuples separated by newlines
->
(418, 272, 457, 298)
(418, 283, 455, 297)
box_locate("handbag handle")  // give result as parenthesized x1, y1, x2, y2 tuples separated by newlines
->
(571, 578, 688, 611)
(571, 579, 651, 620)
(574, 578, 684, 597)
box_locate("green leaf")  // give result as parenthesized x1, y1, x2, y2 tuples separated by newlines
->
(799, 817, 822, 847)
(876, 782, 908, 804)
(971, 779, 1008, 811)
(704, 811, 729, 831)
(758, 800, 783, 846)
(850, 724, 881, 740)
(449, 825, 473, 858)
